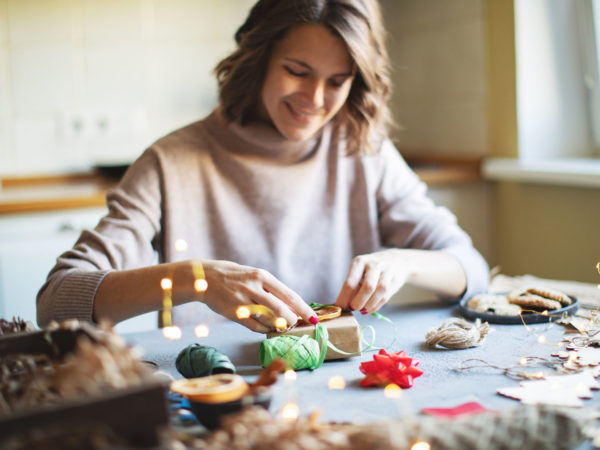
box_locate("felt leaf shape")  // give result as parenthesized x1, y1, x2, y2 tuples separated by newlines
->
(359, 349, 423, 388)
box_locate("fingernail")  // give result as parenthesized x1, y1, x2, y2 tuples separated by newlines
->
(360, 308, 368, 315)
(309, 315, 319, 325)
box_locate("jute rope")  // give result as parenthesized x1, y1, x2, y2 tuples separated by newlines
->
(425, 318, 490, 349)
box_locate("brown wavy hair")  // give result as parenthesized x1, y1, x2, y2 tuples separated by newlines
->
(214, 0, 392, 155)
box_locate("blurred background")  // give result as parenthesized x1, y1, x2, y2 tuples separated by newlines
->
(0, 0, 599, 331)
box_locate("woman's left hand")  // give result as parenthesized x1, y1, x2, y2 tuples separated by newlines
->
(334, 249, 410, 314)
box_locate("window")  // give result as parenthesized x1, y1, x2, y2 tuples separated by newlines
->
(514, 0, 596, 159)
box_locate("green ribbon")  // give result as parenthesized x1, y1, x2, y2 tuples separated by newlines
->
(309, 302, 398, 353)
(258, 303, 398, 370)
(259, 322, 328, 370)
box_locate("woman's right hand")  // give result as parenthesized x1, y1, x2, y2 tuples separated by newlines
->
(199, 260, 318, 333)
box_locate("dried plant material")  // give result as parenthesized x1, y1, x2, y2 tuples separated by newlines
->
(0, 320, 153, 415)
(0, 318, 35, 336)
(189, 404, 589, 450)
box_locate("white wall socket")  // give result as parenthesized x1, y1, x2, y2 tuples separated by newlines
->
(56, 107, 150, 166)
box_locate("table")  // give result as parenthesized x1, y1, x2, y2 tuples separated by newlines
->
(124, 300, 583, 424)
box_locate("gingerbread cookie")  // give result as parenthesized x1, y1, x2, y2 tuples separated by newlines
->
(524, 287, 572, 306)
(467, 294, 522, 316)
(507, 290, 562, 311)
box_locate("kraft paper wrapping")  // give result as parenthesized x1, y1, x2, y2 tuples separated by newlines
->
(267, 312, 361, 360)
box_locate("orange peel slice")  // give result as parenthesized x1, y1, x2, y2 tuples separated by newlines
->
(171, 374, 249, 404)
(313, 305, 342, 322)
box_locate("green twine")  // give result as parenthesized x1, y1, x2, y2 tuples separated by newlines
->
(175, 344, 236, 378)
(259, 323, 328, 370)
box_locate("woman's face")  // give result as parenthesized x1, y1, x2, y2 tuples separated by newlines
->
(260, 24, 355, 142)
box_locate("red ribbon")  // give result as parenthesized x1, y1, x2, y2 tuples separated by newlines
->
(359, 349, 423, 388)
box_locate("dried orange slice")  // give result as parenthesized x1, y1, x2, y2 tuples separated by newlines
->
(171, 374, 249, 404)
(313, 305, 342, 321)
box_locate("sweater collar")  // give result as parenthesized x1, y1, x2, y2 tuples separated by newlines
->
(205, 109, 325, 164)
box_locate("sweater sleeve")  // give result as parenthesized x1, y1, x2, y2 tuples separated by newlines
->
(36, 148, 164, 326)
(374, 140, 489, 301)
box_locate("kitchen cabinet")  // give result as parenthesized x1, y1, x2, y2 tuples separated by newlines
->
(0, 207, 157, 333)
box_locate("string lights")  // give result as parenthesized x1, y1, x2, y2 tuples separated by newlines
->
(160, 240, 209, 340)
(235, 304, 288, 331)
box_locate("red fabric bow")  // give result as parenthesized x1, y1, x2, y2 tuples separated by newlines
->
(359, 349, 423, 388)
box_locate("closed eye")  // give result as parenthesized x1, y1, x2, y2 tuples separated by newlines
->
(284, 66, 308, 77)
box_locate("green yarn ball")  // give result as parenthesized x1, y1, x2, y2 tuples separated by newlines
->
(259, 335, 322, 371)
(175, 344, 236, 378)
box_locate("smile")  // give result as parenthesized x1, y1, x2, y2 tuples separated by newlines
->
(285, 102, 318, 124)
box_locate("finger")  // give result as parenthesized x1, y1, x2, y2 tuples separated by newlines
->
(349, 265, 380, 312)
(258, 292, 299, 328)
(261, 275, 316, 323)
(235, 316, 271, 334)
(335, 258, 366, 309)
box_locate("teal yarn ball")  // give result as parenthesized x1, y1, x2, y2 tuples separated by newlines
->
(175, 344, 236, 378)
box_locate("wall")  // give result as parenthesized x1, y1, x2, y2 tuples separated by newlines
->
(0, 0, 255, 176)
(381, 0, 488, 158)
(1, 1, 495, 278)
(381, 0, 494, 271)
(495, 182, 600, 283)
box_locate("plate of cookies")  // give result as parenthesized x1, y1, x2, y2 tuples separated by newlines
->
(459, 286, 578, 324)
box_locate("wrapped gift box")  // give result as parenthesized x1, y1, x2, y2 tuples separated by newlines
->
(267, 312, 361, 360)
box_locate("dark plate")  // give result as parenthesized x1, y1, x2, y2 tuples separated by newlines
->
(458, 295, 579, 324)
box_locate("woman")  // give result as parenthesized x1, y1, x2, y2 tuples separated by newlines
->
(37, 0, 489, 333)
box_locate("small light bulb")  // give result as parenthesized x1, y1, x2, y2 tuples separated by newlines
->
(328, 375, 346, 390)
(162, 325, 182, 340)
(384, 383, 402, 399)
(194, 278, 208, 292)
(160, 278, 173, 290)
(284, 369, 297, 381)
(274, 317, 287, 330)
(174, 239, 188, 252)
(411, 442, 431, 450)
(519, 357, 528, 365)
(194, 324, 209, 338)
(281, 403, 299, 421)
(236, 306, 251, 319)
(537, 335, 546, 344)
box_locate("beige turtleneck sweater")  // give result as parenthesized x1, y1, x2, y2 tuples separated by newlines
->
(37, 111, 489, 327)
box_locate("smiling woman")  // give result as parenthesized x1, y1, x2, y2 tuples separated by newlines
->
(259, 25, 355, 143)
(36, 0, 489, 334)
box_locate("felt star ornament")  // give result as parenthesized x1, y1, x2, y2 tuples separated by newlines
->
(359, 349, 423, 388)
(497, 370, 600, 408)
